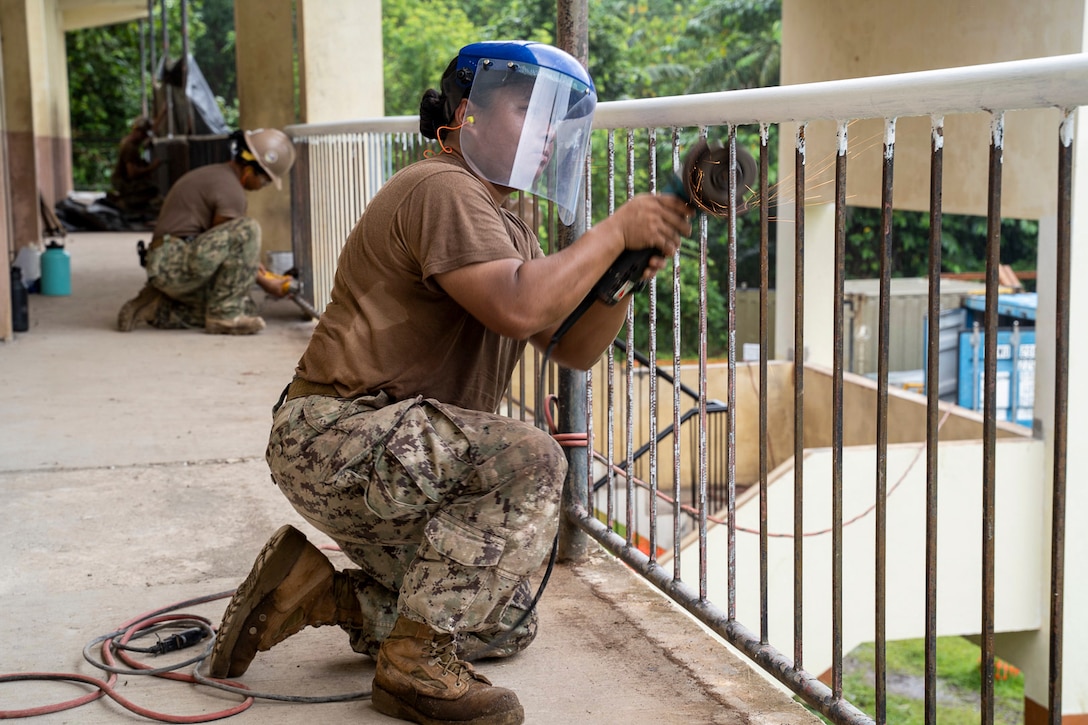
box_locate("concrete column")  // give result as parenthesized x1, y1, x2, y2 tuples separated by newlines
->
(233, 0, 295, 256)
(34, 0, 71, 208)
(0, 0, 41, 251)
(0, 24, 10, 341)
(297, 0, 384, 123)
(234, 0, 383, 257)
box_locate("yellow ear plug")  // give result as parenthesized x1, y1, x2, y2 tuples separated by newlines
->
(466, 115, 475, 124)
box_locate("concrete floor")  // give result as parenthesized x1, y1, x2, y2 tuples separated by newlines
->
(0, 231, 819, 724)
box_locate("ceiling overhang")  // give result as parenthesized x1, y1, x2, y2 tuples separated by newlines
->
(60, 0, 149, 32)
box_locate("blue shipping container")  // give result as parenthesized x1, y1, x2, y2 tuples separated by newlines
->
(956, 325, 1035, 427)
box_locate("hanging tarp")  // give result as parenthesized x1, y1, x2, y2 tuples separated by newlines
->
(155, 53, 230, 136)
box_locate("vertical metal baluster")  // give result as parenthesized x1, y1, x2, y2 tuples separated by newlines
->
(290, 137, 312, 309)
(924, 115, 945, 725)
(673, 129, 684, 582)
(759, 122, 770, 644)
(606, 130, 618, 516)
(647, 127, 659, 557)
(334, 135, 345, 256)
(726, 125, 739, 620)
(314, 139, 327, 306)
(648, 128, 674, 557)
(619, 129, 636, 534)
(980, 111, 1005, 725)
(335, 135, 344, 293)
(1048, 107, 1073, 725)
(874, 116, 897, 725)
(698, 124, 710, 601)
(793, 122, 807, 671)
(324, 136, 336, 307)
(353, 133, 364, 230)
(585, 131, 597, 517)
(831, 119, 849, 707)
(311, 136, 322, 307)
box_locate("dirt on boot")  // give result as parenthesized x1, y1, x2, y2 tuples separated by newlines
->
(208, 524, 364, 678)
(117, 283, 164, 331)
(205, 315, 266, 335)
(373, 616, 524, 725)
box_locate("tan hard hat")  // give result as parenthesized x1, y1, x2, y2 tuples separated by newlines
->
(243, 128, 296, 189)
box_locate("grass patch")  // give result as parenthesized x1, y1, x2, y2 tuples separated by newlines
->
(809, 637, 1024, 724)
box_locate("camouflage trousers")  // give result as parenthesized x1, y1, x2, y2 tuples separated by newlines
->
(265, 390, 566, 654)
(145, 216, 261, 328)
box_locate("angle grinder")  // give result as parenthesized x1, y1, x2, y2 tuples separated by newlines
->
(549, 139, 757, 346)
(594, 138, 757, 305)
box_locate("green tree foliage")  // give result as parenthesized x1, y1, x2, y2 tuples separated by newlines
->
(66, 23, 144, 189)
(382, 0, 478, 116)
(844, 207, 1038, 285)
(630, 252, 730, 358)
(191, 0, 239, 126)
(680, 0, 782, 93)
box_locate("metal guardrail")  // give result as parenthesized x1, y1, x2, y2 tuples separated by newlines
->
(285, 53, 1087, 724)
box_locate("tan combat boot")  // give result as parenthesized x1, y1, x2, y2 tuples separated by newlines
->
(117, 283, 164, 331)
(208, 525, 365, 678)
(205, 314, 266, 335)
(373, 616, 524, 725)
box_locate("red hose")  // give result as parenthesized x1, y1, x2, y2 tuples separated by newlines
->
(0, 594, 254, 722)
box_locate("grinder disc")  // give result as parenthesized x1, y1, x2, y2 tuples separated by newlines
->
(681, 138, 757, 217)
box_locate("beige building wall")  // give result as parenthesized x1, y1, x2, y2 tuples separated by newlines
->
(2, 0, 145, 340)
(0, 0, 75, 236)
(780, 0, 1084, 220)
(297, 0, 384, 124)
(0, 23, 9, 341)
(32, 0, 71, 208)
(1, 0, 42, 251)
(235, 0, 384, 257)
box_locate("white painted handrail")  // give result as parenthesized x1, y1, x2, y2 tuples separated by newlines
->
(286, 53, 1088, 139)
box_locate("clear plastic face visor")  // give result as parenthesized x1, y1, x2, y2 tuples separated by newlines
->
(459, 62, 596, 225)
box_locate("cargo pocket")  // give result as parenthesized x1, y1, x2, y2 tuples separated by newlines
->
(425, 511, 506, 568)
(403, 512, 520, 631)
(360, 448, 428, 520)
(300, 394, 350, 434)
(360, 400, 464, 521)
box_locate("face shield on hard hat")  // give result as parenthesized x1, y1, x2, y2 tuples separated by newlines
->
(455, 41, 597, 225)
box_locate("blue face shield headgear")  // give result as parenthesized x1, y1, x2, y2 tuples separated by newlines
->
(454, 41, 597, 225)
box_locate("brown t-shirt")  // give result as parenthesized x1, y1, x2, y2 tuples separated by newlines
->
(296, 154, 543, 413)
(152, 162, 246, 239)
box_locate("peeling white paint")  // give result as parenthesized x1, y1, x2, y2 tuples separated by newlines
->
(931, 115, 945, 151)
(796, 123, 806, 164)
(1060, 108, 1075, 148)
(837, 120, 848, 156)
(884, 118, 897, 160)
(991, 111, 1005, 163)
